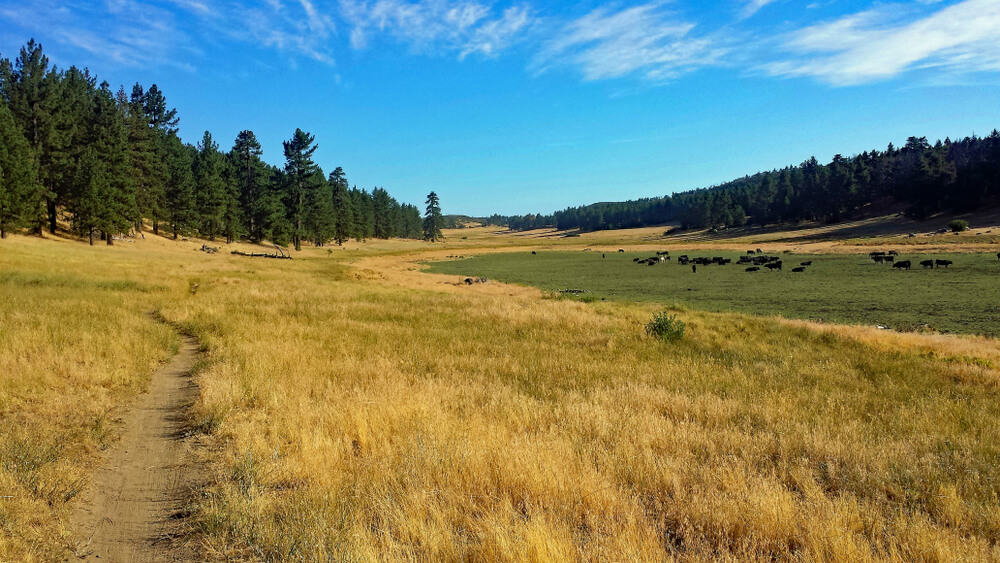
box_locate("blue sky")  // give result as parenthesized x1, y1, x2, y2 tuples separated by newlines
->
(2, 0, 999, 216)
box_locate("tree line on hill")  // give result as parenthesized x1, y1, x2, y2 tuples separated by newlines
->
(493, 133, 1000, 232)
(0, 40, 435, 247)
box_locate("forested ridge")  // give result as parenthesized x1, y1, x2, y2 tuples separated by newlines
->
(0, 40, 424, 247)
(492, 132, 1000, 232)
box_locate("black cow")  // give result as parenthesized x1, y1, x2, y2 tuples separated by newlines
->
(791, 266, 806, 272)
(745, 266, 760, 272)
(633, 257, 640, 262)
(618, 248, 625, 253)
(765, 261, 782, 271)
(692, 264, 697, 273)
(892, 260, 911, 270)
(531, 251, 537, 255)
(920, 260, 934, 268)
(884, 255, 895, 264)
(888, 250, 899, 256)
(800, 261, 812, 266)
(935, 259, 953, 268)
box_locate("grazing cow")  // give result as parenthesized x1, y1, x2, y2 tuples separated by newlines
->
(531, 251, 537, 255)
(791, 266, 806, 272)
(756, 248, 763, 254)
(602, 253, 606, 259)
(935, 259, 953, 268)
(884, 255, 895, 264)
(692, 264, 697, 273)
(745, 266, 760, 272)
(765, 261, 782, 271)
(746, 250, 755, 255)
(888, 250, 899, 256)
(464, 277, 474, 285)
(920, 260, 934, 268)
(892, 260, 911, 270)
(800, 261, 812, 266)
(633, 257, 640, 262)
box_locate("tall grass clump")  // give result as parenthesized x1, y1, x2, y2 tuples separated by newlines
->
(646, 311, 685, 341)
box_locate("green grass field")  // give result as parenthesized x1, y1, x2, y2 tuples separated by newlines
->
(428, 251, 1000, 336)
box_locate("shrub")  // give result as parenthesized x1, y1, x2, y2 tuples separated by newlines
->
(645, 311, 685, 342)
(948, 219, 968, 232)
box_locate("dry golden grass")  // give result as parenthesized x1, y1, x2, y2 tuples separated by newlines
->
(3, 230, 1000, 561)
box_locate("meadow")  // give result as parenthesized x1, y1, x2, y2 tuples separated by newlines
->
(2, 231, 999, 561)
(427, 250, 1000, 336)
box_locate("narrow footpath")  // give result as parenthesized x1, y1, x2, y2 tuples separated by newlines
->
(70, 332, 201, 562)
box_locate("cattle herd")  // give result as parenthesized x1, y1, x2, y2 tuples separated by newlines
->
(868, 251, 954, 270)
(624, 249, 812, 273)
(602, 248, 975, 273)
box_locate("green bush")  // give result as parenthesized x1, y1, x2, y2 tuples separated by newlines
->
(645, 311, 685, 342)
(948, 219, 968, 232)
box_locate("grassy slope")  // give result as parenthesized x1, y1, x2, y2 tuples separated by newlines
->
(2, 231, 1000, 561)
(427, 251, 1000, 336)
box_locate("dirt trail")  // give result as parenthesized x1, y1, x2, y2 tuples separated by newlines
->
(71, 332, 201, 562)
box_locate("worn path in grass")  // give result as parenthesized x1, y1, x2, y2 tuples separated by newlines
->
(70, 330, 200, 562)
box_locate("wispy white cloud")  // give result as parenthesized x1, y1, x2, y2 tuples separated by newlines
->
(741, 0, 775, 18)
(763, 0, 1000, 85)
(340, 0, 532, 57)
(0, 0, 199, 71)
(531, 3, 727, 81)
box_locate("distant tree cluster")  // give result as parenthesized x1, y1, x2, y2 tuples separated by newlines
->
(496, 134, 1000, 232)
(0, 40, 424, 245)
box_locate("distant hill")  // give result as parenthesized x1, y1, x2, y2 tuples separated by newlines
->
(443, 214, 490, 228)
(490, 132, 1000, 233)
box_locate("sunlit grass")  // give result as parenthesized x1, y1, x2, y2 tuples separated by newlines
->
(2, 231, 999, 561)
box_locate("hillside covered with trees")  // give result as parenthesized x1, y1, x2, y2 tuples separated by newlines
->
(0, 40, 423, 247)
(494, 132, 1000, 232)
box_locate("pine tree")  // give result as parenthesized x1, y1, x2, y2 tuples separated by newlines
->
(89, 82, 135, 245)
(282, 128, 319, 251)
(372, 187, 394, 239)
(423, 190, 443, 242)
(350, 186, 374, 241)
(0, 100, 39, 238)
(194, 131, 227, 240)
(231, 130, 267, 241)
(329, 167, 353, 245)
(141, 84, 179, 134)
(0, 39, 61, 234)
(259, 166, 291, 245)
(163, 134, 197, 239)
(125, 83, 166, 234)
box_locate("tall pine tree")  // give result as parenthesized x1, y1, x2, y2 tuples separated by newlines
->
(423, 190, 443, 242)
(282, 128, 320, 251)
(0, 100, 39, 238)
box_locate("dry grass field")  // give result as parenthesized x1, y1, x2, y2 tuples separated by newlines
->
(2, 227, 999, 561)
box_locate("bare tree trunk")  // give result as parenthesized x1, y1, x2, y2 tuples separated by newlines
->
(89, 227, 94, 246)
(47, 199, 57, 234)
